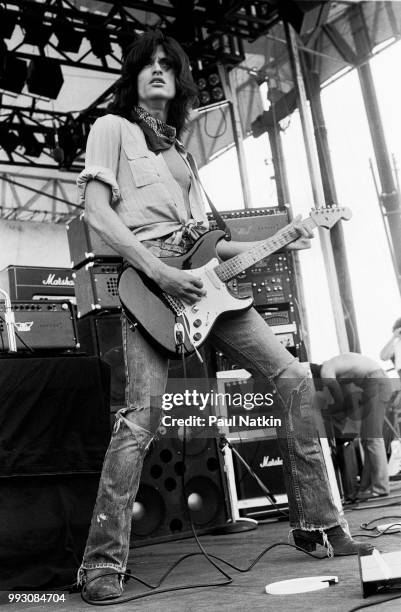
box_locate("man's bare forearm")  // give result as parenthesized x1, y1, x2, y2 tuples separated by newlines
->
(216, 238, 261, 260)
(85, 181, 165, 281)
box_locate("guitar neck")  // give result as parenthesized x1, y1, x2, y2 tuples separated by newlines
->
(215, 217, 316, 282)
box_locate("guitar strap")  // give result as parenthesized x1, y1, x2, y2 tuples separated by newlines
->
(186, 152, 232, 241)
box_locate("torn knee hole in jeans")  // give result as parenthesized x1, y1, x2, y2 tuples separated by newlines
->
(113, 412, 153, 450)
(113, 404, 147, 433)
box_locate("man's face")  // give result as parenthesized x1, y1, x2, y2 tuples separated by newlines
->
(137, 45, 176, 107)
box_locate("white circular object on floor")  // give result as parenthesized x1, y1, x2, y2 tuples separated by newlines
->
(265, 575, 338, 595)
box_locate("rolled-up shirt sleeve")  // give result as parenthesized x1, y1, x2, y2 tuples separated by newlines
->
(77, 114, 121, 206)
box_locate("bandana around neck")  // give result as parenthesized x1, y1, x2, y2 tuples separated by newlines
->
(132, 106, 176, 153)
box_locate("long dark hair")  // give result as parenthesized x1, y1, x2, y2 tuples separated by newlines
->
(108, 30, 198, 136)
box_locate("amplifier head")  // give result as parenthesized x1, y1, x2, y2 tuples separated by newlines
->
(0, 266, 75, 301)
(207, 208, 289, 241)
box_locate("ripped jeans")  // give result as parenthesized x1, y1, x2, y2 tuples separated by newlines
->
(79, 239, 343, 577)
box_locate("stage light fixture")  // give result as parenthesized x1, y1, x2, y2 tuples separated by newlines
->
(117, 30, 138, 57)
(193, 64, 226, 108)
(208, 73, 220, 87)
(26, 57, 64, 99)
(57, 121, 85, 168)
(206, 33, 244, 63)
(197, 77, 207, 91)
(0, 8, 17, 39)
(0, 124, 19, 156)
(211, 86, 224, 101)
(54, 20, 83, 53)
(87, 29, 112, 59)
(199, 90, 211, 105)
(21, 8, 52, 48)
(0, 44, 27, 94)
(19, 128, 43, 158)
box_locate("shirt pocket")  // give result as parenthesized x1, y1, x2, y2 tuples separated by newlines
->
(125, 152, 161, 187)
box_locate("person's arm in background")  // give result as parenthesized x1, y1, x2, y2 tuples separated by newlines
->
(380, 333, 399, 361)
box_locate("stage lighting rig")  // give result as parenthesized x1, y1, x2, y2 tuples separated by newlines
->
(26, 57, 64, 100)
(192, 62, 226, 107)
(54, 19, 84, 54)
(56, 119, 86, 169)
(87, 27, 112, 60)
(117, 29, 138, 58)
(0, 6, 17, 40)
(19, 126, 43, 158)
(21, 5, 52, 48)
(0, 42, 27, 94)
(0, 123, 19, 158)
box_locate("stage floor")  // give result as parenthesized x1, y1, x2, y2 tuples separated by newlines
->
(5, 486, 401, 612)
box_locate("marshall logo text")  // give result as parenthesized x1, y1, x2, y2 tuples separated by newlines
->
(42, 274, 74, 287)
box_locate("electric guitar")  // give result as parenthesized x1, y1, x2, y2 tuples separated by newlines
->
(118, 207, 352, 358)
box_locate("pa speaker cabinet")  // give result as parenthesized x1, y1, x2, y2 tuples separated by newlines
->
(131, 435, 228, 547)
(77, 314, 215, 411)
(77, 313, 125, 410)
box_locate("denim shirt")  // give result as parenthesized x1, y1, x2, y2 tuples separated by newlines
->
(77, 114, 209, 243)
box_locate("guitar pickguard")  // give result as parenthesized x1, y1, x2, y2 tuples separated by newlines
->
(180, 259, 253, 349)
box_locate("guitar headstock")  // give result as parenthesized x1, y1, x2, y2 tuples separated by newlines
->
(310, 206, 352, 229)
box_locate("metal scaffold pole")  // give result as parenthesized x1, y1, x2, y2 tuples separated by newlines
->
(351, 5, 401, 298)
(265, 112, 311, 359)
(219, 64, 253, 209)
(284, 22, 350, 353)
(303, 67, 361, 353)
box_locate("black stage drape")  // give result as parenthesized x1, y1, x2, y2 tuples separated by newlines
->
(0, 356, 111, 590)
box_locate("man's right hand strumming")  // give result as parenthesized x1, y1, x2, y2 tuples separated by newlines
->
(153, 264, 206, 305)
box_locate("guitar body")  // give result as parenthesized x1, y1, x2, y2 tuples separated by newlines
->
(118, 230, 254, 358)
(118, 207, 352, 358)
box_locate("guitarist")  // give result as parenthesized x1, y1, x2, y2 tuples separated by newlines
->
(77, 30, 372, 601)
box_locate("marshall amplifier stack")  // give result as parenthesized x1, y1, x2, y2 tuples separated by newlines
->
(0, 266, 78, 353)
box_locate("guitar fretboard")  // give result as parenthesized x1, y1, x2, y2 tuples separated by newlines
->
(215, 217, 316, 282)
